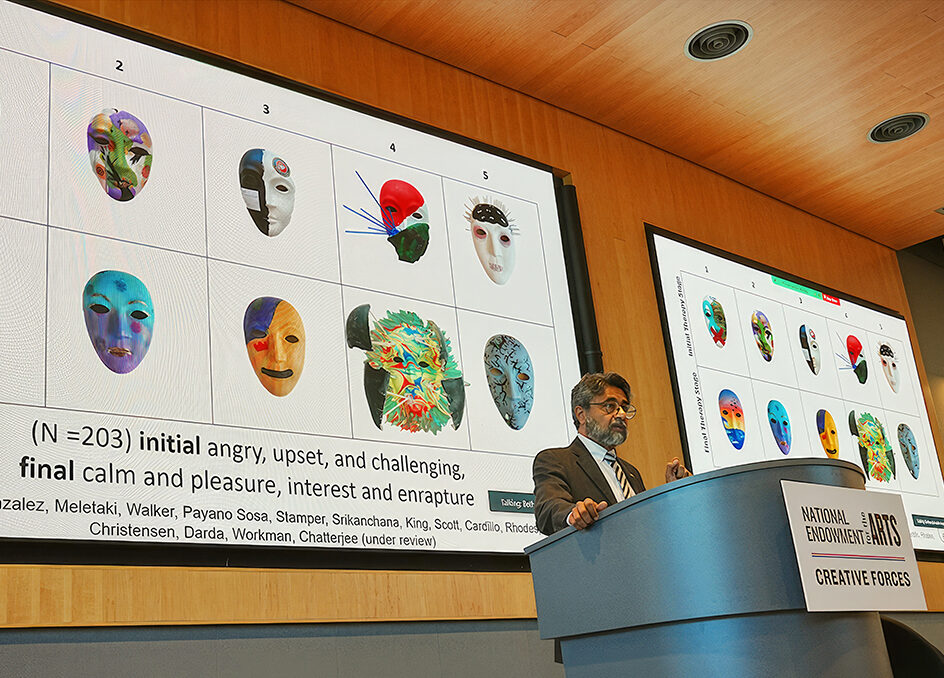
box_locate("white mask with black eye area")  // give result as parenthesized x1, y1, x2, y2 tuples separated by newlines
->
(879, 343, 900, 393)
(261, 150, 295, 236)
(799, 325, 821, 375)
(239, 148, 295, 236)
(467, 198, 516, 285)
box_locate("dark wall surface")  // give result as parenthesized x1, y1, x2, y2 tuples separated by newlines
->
(0, 619, 562, 678)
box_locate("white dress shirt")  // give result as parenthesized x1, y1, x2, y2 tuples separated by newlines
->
(566, 433, 634, 525)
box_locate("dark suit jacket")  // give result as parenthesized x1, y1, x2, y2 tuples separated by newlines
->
(532, 437, 646, 536)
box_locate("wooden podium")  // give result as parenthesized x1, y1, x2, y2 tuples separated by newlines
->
(525, 458, 894, 677)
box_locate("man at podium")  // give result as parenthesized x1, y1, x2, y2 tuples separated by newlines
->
(533, 372, 691, 535)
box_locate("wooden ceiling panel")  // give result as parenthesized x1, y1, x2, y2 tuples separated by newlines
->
(296, 0, 944, 248)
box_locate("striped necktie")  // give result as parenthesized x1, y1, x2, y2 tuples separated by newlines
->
(604, 451, 634, 500)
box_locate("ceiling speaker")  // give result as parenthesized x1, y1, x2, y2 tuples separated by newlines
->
(685, 20, 753, 61)
(868, 113, 929, 143)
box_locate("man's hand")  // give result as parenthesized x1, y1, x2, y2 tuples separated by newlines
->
(665, 457, 692, 483)
(567, 498, 608, 529)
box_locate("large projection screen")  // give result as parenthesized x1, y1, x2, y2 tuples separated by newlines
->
(649, 226, 944, 552)
(0, 2, 582, 556)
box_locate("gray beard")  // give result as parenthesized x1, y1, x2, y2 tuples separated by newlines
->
(585, 416, 627, 449)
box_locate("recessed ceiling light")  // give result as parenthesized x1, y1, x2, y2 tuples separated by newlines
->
(685, 20, 753, 62)
(868, 113, 929, 143)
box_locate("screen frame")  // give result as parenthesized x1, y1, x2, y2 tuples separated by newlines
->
(0, 0, 598, 571)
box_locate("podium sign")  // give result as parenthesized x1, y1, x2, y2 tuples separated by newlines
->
(781, 480, 926, 612)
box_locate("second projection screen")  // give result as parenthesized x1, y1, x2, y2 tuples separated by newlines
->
(649, 228, 944, 552)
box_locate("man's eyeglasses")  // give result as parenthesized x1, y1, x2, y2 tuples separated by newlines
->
(589, 401, 637, 419)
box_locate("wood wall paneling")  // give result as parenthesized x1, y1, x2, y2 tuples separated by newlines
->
(0, 566, 535, 626)
(2, 0, 940, 626)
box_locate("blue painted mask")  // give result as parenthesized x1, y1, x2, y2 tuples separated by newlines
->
(83, 270, 154, 374)
(718, 389, 745, 449)
(484, 334, 534, 430)
(897, 423, 919, 479)
(767, 400, 791, 454)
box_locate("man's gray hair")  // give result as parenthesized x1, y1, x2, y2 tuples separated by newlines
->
(570, 372, 632, 429)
